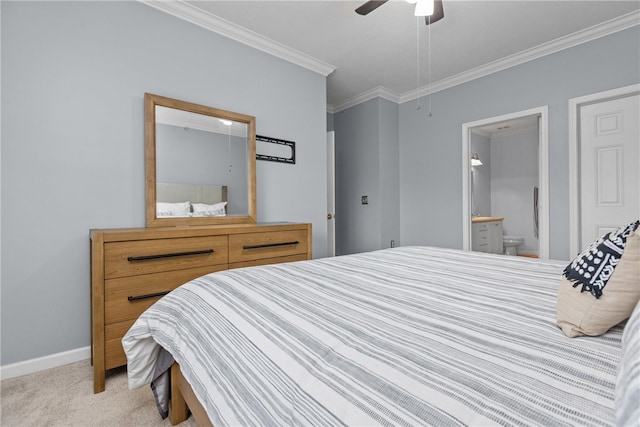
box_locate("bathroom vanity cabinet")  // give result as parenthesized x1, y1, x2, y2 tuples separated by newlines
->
(472, 217, 504, 254)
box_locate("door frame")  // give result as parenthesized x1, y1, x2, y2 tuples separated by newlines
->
(461, 106, 550, 259)
(568, 84, 640, 256)
(327, 131, 336, 257)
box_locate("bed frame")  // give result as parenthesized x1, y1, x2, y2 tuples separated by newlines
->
(169, 363, 212, 427)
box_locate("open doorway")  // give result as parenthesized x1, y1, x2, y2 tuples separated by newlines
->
(462, 106, 549, 259)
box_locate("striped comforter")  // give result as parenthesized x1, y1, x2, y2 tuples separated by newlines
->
(123, 246, 624, 426)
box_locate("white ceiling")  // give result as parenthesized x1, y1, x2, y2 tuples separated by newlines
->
(157, 106, 248, 136)
(151, 1, 640, 111)
(472, 114, 539, 136)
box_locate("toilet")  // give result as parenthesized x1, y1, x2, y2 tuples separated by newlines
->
(503, 235, 524, 256)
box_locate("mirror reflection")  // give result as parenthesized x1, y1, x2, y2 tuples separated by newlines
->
(155, 106, 249, 217)
(145, 93, 256, 227)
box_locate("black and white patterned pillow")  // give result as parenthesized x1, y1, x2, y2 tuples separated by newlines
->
(564, 220, 640, 299)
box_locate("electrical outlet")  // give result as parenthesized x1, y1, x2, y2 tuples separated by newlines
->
(361, 196, 368, 205)
(390, 240, 395, 248)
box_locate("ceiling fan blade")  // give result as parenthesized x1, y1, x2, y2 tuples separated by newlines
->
(424, 0, 444, 25)
(355, 0, 389, 16)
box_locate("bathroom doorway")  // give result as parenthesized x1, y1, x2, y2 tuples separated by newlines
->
(462, 106, 549, 259)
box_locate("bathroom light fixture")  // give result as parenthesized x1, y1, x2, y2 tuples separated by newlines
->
(220, 119, 233, 126)
(471, 153, 483, 166)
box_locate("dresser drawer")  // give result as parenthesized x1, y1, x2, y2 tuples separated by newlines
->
(104, 265, 225, 325)
(229, 230, 308, 263)
(91, 223, 312, 393)
(229, 254, 309, 270)
(104, 236, 228, 279)
(105, 321, 133, 369)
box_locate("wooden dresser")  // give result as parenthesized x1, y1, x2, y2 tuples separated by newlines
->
(90, 222, 311, 393)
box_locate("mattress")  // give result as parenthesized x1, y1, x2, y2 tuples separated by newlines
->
(123, 246, 624, 426)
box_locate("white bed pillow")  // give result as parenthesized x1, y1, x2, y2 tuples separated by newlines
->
(616, 299, 640, 427)
(156, 201, 191, 217)
(192, 201, 227, 217)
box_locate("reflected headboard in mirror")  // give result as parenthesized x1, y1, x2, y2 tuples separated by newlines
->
(145, 93, 256, 227)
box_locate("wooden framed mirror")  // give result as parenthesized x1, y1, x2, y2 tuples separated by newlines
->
(145, 93, 256, 227)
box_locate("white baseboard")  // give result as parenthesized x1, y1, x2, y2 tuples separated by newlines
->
(0, 346, 91, 381)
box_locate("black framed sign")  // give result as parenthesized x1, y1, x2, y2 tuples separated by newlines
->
(256, 135, 296, 164)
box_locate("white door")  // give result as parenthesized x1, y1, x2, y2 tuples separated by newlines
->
(327, 131, 336, 257)
(579, 94, 639, 249)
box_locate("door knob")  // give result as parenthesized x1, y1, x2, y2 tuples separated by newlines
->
(327, 213, 335, 220)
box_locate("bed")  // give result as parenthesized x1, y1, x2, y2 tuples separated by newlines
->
(156, 183, 228, 217)
(122, 246, 638, 427)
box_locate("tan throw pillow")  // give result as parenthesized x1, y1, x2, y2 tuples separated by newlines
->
(557, 225, 640, 338)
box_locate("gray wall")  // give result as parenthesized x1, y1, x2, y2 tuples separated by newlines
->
(471, 127, 540, 254)
(490, 128, 539, 254)
(379, 99, 400, 250)
(470, 132, 491, 217)
(333, 98, 400, 255)
(399, 27, 639, 260)
(1, 1, 327, 365)
(327, 112, 335, 132)
(330, 26, 638, 260)
(156, 125, 249, 214)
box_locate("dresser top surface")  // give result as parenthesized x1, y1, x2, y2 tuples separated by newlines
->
(91, 222, 311, 242)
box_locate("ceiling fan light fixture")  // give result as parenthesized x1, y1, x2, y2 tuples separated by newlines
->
(415, 0, 434, 16)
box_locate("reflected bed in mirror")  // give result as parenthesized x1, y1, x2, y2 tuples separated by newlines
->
(156, 183, 228, 217)
(145, 93, 256, 227)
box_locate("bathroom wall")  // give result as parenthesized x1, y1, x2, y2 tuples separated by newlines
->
(490, 127, 539, 255)
(470, 132, 491, 217)
(471, 126, 539, 255)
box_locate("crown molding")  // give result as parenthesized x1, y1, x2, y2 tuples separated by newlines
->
(329, 86, 401, 113)
(399, 9, 639, 104)
(331, 10, 639, 112)
(138, 1, 637, 113)
(140, 0, 336, 77)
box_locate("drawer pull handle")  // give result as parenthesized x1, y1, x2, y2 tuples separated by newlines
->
(243, 241, 299, 250)
(127, 291, 170, 301)
(127, 249, 214, 262)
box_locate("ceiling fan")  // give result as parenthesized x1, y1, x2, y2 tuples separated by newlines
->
(356, 0, 444, 25)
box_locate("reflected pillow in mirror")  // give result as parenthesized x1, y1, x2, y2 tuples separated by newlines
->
(192, 202, 227, 217)
(156, 201, 191, 217)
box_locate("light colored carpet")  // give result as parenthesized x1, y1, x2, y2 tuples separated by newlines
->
(1, 359, 198, 427)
